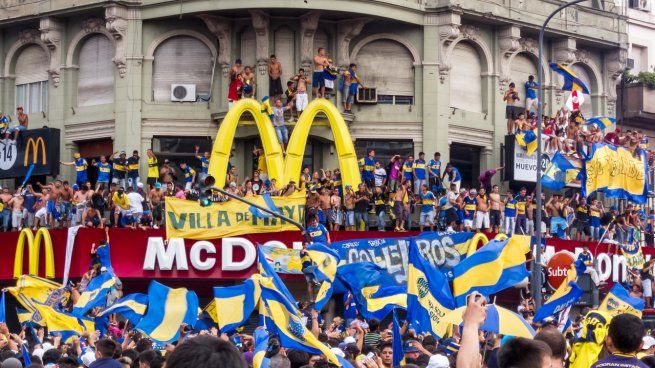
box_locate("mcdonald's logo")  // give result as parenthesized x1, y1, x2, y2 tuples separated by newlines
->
(24, 136, 46, 167)
(14, 228, 55, 279)
(208, 98, 362, 189)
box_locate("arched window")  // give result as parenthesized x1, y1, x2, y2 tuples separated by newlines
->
(15, 45, 48, 114)
(356, 39, 414, 105)
(77, 34, 114, 106)
(274, 27, 295, 82)
(571, 64, 594, 117)
(152, 36, 213, 102)
(240, 28, 256, 67)
(450, 42, 482, 112)
(509, 53, 538, 108)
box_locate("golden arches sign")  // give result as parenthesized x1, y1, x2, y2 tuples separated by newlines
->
(208, 98, 362, 189)
(14, 228, 55, 279)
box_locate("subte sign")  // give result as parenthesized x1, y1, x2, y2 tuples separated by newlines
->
(546, 251, 575, 289)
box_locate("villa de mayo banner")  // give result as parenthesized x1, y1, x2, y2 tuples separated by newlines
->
(164, 192, 306, 240)
(583, 144, 648, 204)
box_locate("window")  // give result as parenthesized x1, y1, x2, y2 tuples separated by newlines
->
(450, 42, 482, 112)
(15, 45, 49, 114)
(377, 95, 414, 105)
(78, 34, 114, 106)
(355, 39, 415, 99)
(509, 53, 538, 108)
(355, 139, 414, 166)
(152, 136, 213, 167)
(152, 36, 214, 102)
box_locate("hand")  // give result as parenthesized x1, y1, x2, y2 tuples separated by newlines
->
(0, 323, 9, 336)
(462, 292, 487, 329)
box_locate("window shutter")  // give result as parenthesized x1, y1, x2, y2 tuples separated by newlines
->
(274, 27, 295, 83)
(15, 45, 48, 85)
(509, 53, 538, 108)
(152, 36, 214, 102)
(78, 35, 115, 106)
(240, 29, 257, 67)
(356, 39, 414, 96)
(450, 42, 482, 112)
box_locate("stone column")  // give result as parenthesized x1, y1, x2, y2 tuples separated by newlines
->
(300, 12, 320, 72)
(250, 10, 269, 100)
(198, 15, 232, 110)
(334, 18, 369, 106)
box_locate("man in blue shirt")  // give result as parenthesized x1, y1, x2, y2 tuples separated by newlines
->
(195, 145, 211, 185)
(427, 152, 442, 194)
(179, 162, 196, 191)
(442, 163, 462, 193)
(60, 153, 88, 187)
(525, 75, 539, 114)
(94, 156, 112, 190)
(413, 151, 427, 193)
(577, 246, 600, 286)
(417, 184, 436, 232)
(361, 149, 377, 189)
(307, 214, 331, 245)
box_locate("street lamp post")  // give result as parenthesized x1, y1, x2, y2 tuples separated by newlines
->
(533, 0, 599, 309)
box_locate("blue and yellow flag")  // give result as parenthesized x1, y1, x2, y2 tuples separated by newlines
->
(586, 116, 615, 131)
(550, 63, 590, 94)
(21, 344, 31, 366)
(407, 240, 455, 337)
(619, 229, 645, 269)
(306, 244, 339, 282)
(314, 279, 334, 313)
(95, 293, 148, 333)
(258, 247, 296, 308)
(259, 277, 342, 367)
(337, 262, 406, 320)
(599, 284, 645, 318)
(542, 152, 580, 191)
(516, 129, 538, 156)
(31, 301, 92, 342)
(253, 327, 270, 368)
(534, 261, 583, 323)
(583, 143, 648, 204)
(6, 275, 65, 314)
(249, 193, 282, 219)
(72, 272, 115, 317)
(213, 276, 261, 334)
(392, 309, 404, 367)
(17, 307, 41, 326)
(135, 281, 199, 344)
(452, 235, 530, 306)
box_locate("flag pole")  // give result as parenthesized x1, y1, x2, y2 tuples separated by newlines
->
(535, 0, 594, 309)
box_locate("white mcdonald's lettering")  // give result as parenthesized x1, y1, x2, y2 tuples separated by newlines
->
(142, 237, 303, 272)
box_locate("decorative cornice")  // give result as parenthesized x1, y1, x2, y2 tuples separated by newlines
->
(300, 12, 321, 68)
(336, 18, 371, 66)
(198, 14, 231, 76)
(249, 10, 270, 75)
(105, 5, 128, 78)
(39, 17, 63, 87)
(64, 120, 115, 142)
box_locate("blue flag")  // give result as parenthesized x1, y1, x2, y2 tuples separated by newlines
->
(0, 291, 5, 324)
(213, 277, 261, 334)
(599, 284, 645, 317)
(550, 63, 590, 94)
(72, 272, 115, 317)
(135, 281, 199, 344)
(515, 129, 538, 156)
(407, 240, 455, 337)
(337, 262, 406, 320)
(21, 344, 31, 366)
(392, 309, 404, 367)
(95, 293, 148, 333)
(253, 327, 270, 368)
(249, 193, 281, 219)
(586, 116, 615, 131)
(533, 262, 583, 323)
(257, 247, 297, 309)
(542, 152, 579, 191)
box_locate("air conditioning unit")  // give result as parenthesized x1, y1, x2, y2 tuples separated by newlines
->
(356, 87, 377, 104)
(170, 84, 197, 102)
(632, 0, 650, 10)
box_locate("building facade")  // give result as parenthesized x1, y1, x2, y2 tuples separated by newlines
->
(0, 0, 627, 188)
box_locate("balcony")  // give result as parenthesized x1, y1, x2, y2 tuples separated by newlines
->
(616, 83, 655, 129)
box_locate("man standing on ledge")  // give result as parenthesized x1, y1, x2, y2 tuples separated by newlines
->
(313, 47, 329, 98)
(268, 55, 283, 101)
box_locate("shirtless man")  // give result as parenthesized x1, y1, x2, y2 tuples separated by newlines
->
(547, 194, 570, 238)
(159, 159, 176, 184)
(38, 181, 61, 228)
(319, 188, 331, 227)
(82, 203, 104, 228)
(33, 191, 48, 230)
(242, 66, 256, 98)
(8, 188, 24, 231)
(0, 187, 12, 231)
(489, 185, 502, 233)
(12, 106, 28, 141)
(305, 189, 321, 223)
(73, 185, 92, 226)
(475, 187, 490, 232)
(503, 82, 520, 134)
(282, 181, 298, 196)
(60, 181, 74, 228)
(329, 188, 342, 231)
(344, 185, 356, 231)
(230, 59, 244, 80)
(149, 183, 164, 228)
(293, 69, 309, 117)
(393, 181, 408, 232)
(268, 54, 283, 100)
(312, 48, 329, 98)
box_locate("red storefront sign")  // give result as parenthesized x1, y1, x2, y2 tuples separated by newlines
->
(546, 251, 575, 289)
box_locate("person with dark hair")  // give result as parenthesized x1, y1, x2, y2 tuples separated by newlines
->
(90, 339, 122, 368)
(642, 355, 655, 368)
(535, 326, 567, 368)
(135, 338, 152, 353)
(58, 356, 80, 368)
(286, 349, 309, 368)
(363, 319, 381, 349)
(42, 349, 62, 366)
(592, 313, 648, 368)
(165, 335, 247, 368)
(136, 350, 162, 368)
(497, 337, 552, 368)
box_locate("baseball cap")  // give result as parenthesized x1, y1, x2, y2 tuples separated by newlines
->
(230, 182, 237, 188)
(330, 347, 345, 358)
(470, 189, 477, 195)
(137, 182, 144, 188)
(120, 150, 126, 155)
(610, 205, 617, 211)
(155, 182, 162, 189)
(343, 336, 356, 345)
(427, 354, 450, 368)
(164, 159, 170, 163)
(72, 184, 79, 190)
(643, 336, 655, 350)
(403, 340, 420, 353)
(74, 153, 81, 158)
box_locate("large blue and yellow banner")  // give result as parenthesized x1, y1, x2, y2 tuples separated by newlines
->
(583, 143, 648, 204)
(164, 191, 306, 240)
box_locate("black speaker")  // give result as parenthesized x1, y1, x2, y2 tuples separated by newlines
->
(576, 273, 595, 306)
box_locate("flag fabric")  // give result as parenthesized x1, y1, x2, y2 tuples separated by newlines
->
(0, 291, 5, 324)
(566, 90, 585, 111)
(21, 344, 31, 366)
(441, 304, 535, 338)
(259, 277, 341, 367)
(17, 307, 41, 327)
(555, 305, 573, 333)
(542, 152, 580, 191)
(439, 339, 460, 356)
(6, 275, 65, 314)
(253, 327, 270, 368)
(95, 293, 148, 333)
(72, 272, 116, 317)
(213, 276, 261, 334)
(586, 116, 615, 131)
(337, 262, 406, 320)
(550, 63, 590, 94)
(452, 235, 531, 306)
(619, 228, 645, 269)
(249, 193, 281, 219)
(30, 301, 90, 342)
(406, 240, 455, 337)
(305, 244, 339, 283)
(135, 281, 199, 344)
(258, 247, 297, 309)
(392, 309, 404, 367)
(313, 280, 334, 312)
(582, 143, 649, 204)
(515, 129, 538, 156)
(533, 261, 583, 323)
(599, 284, 645, 318)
